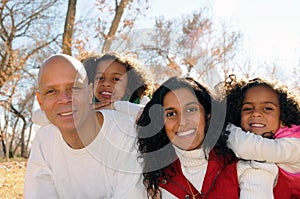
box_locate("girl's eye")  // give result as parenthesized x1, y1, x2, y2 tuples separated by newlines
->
(264, 107, 273, 111)
(112, 76, 122, 81)
(242, 106, 252, 112)
(95, 76, 104, 81)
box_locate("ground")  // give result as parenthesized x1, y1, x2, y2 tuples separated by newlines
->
(0, 158, 26, 199)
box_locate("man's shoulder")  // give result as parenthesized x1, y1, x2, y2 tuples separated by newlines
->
(100, 110, 136, 127)
(99, 110, 137, 138)
(35, 124, 60, 140)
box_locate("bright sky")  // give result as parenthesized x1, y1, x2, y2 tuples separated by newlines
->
(145, 0, 300, 68)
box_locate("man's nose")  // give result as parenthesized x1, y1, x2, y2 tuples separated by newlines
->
(57, 91, 72, 103)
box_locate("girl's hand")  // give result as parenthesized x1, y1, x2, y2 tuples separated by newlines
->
(94, 99, 116, 110)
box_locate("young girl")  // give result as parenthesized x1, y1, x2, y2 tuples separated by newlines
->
(82, 52, 154, 108)
(32, 51, 154, 125)
(136, 76, 291, 199)
(224, 75, 300, 197)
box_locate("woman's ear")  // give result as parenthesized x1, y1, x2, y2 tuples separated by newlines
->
(207, 113, 211, 120)
(280, 120, 285, 128)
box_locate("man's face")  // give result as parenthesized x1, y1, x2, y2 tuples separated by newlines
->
(37, 57, 93, 134)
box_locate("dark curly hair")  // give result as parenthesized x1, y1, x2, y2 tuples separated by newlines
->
(136, 76, 235, 198)
(224, 74, 300, 128)
(80, 51, 155, 103)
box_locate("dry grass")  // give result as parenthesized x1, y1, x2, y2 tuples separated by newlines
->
(0, 158, 27, 199)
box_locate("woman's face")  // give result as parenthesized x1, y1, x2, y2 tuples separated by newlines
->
(93, 60, 128, 102)
(163, 88, 206, 151)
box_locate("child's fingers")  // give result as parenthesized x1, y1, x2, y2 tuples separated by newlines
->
(94, 100, 112, 110)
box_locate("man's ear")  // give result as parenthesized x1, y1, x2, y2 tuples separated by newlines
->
(36, 92, 45, 111)
(88, 83, 94, 104)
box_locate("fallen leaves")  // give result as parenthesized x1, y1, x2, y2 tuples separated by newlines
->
(0, 160, 27, 199)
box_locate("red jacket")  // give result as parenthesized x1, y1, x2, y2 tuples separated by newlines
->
(159, 149, 292, 198)
(275, 125, 300, 198)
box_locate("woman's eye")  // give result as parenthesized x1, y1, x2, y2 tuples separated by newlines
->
(165, 111, 176, 118)
(186, 107, 198, 113)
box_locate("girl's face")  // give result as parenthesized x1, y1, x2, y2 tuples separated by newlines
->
(163, 88, 206, 151)
(93, 60, 128, 102)
(241, 85, 283, 135)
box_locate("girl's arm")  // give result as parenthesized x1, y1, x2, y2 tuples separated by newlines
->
(32, 108, 50, 126)
(113, 101, 145, 118)
(237, 160, 278, 199)
(227, 124, 300, 173)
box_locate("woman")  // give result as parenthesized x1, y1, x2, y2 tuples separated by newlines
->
(136, 76, 291, 198)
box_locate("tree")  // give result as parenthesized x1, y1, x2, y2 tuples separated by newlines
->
(113, 8, 241, 86)
(72, 0, 149, 55)
(0, 70, 36, 158)
(0, 0, 66, 159)
(62, 0, 77, 55)
(0, 0, 63, 89)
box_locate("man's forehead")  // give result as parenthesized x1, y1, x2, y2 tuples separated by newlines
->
(38, 54, 87, 90)
(39, 54, 87, 80)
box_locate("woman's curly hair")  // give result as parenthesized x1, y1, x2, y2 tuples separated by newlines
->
(80, 51, 155, 103)
(136, 76, 235, 198)
(224, 74, 300, 127)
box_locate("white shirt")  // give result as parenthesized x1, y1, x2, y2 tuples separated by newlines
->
(24, 110, 146, 199)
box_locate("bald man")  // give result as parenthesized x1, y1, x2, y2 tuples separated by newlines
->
(24, 54, 146, 199)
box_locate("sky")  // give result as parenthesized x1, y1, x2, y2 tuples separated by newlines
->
(77, 0, 300, 70)
(144, 0, 300, 68)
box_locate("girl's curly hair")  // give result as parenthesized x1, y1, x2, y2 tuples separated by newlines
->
(80, 51, 155, 103)
(224, 74, 300, 127)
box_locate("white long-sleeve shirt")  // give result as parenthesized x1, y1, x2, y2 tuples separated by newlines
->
(24, 110, 146, 199)
(227, 124, 300, 199)
(227, 124, 300, 173)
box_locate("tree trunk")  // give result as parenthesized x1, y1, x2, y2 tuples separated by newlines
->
(102, 0, 128, 52)
(62, 0, 77, 55)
